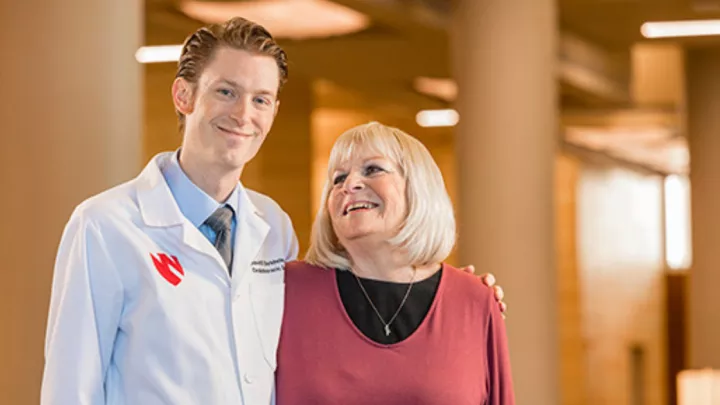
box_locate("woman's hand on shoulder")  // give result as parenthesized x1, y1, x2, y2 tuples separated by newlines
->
(459, 265, 507, 318)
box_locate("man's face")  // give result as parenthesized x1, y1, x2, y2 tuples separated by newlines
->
(175, 47, 280, 172)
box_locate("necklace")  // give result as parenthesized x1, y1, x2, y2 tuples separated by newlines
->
(352, 268, 417, 336)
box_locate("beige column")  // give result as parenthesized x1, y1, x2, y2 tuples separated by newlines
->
(451, 1, 559, 404)
(685, 46, 720, 369)
(0, 1, 142, 403)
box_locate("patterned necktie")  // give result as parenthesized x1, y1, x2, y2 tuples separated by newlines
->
(203, 205, 234, 274)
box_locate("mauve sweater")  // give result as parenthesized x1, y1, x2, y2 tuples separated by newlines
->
(275, 261, 515, 405)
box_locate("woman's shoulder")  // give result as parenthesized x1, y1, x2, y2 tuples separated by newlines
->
(284, 260, 335, 282)
(441, 263, 496, 307)
(285, 259, 322, 270)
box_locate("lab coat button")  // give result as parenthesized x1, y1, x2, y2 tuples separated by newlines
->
(244, 373, 254, 384)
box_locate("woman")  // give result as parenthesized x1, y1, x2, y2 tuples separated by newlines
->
(276, 122, 514, 404)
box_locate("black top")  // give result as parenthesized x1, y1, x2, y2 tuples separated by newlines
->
(335, 267, 442, 345)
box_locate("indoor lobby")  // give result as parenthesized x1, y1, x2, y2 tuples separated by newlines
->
(2, 1, 720, 404)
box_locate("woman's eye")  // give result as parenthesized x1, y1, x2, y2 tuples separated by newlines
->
(218, 88, 234, 97)
(364, 165, 384, 175)
(332, 174, 347, 185)
(254, 97, 270, 105)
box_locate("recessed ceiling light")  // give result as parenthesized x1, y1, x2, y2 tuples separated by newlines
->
(413, 77, 457, 103)
(416, 109, 459, 127)
(180, 0, 370, 40)
(135, 45, 183, 63)
(641, 19, 720, 38)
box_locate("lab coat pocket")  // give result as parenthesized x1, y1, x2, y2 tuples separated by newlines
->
(250, 282, 285, 370)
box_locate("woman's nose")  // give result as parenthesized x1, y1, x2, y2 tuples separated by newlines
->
(343, 172, 364, 192)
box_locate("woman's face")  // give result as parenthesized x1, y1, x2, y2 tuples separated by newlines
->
(327, 148, 407, 247)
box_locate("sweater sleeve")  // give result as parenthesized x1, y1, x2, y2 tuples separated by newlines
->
(485, 291, 515, 405)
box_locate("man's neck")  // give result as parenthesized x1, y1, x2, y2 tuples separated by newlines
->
(177, 150, 241, 203)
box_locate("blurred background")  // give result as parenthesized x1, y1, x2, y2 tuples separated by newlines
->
(2, 0, 720, 404)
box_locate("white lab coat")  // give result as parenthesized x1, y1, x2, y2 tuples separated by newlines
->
(41, 152, 298, 405)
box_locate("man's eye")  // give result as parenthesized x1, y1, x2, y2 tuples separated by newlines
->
(218, 88, 234, 97)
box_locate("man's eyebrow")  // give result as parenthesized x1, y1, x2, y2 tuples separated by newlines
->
(217, 79, 276, 97)
(218, 78, 240, 88)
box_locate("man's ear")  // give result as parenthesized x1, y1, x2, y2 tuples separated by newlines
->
(172, 78, 195, 115)
(273, 99, 280, 118)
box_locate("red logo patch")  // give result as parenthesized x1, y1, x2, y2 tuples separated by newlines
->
(150, 253, 184, 286)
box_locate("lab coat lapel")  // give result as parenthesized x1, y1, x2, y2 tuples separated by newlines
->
(136, 153, 185, 229)
(231, 186, 270, 294)
(136, 153, 230, 278)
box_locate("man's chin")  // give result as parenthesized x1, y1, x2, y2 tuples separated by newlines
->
(213, 151, 246, 172)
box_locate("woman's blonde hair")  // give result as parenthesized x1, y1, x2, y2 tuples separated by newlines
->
(305, 122, 456, 270)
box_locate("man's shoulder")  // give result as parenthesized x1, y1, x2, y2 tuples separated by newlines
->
(244, 188, 290, 221)
(71, 177, 141, 224)
(243, 187, 299, 259)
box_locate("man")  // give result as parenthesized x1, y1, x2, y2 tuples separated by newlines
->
(41, 16, 505, 404)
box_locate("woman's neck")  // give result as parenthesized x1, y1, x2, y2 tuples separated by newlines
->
(345, 242, 440, 283)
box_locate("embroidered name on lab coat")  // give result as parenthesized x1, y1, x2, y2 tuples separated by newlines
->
(251, 258, 284, 273)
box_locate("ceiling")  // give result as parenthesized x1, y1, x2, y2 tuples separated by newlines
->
(144, 0, 719, 174)
(560, 0, 720, 49)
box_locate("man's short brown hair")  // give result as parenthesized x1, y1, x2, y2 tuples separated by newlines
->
(174, 17, 288, 132)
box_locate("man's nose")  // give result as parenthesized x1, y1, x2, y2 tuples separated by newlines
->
(231, 97, 252, 120)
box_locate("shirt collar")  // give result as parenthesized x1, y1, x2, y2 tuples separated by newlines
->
(161, 149, 240, 227)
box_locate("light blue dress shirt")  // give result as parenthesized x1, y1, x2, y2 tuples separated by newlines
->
(161, 150, 239, 248)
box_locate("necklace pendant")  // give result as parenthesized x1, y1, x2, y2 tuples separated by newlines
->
(384, 324, 391, 336)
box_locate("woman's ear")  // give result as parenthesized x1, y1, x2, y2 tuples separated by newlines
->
(172, 78, 195, 115)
